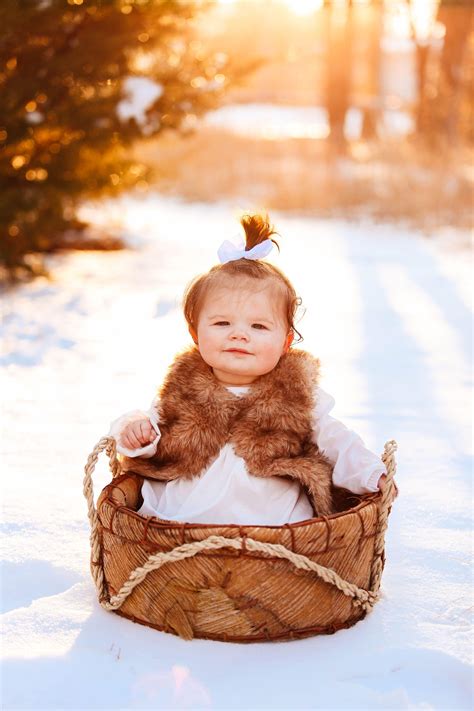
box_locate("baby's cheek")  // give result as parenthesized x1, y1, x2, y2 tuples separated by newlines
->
(204, 331, 224, 352)
(258, 340, 285, 368)
(261, 333, 287, 354)
(197, 335, 221, 366)
(259, 342, 277, 356)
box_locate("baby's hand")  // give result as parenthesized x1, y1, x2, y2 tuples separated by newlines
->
(120, 419, 155, 450)
(377, 474, 399, 498)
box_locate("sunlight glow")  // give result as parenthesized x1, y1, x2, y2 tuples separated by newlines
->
(410, 0, 439, 42)
(283, 0, 324, 15)
(218, 0, 440, 37)
(384, 0, 440, 42)
(131, 666, 211, 707)
(218, 0, 324, 16)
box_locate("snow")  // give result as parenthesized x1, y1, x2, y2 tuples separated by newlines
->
(114, 76, 415, 140)
(117, 77, 164, 130)
(1, 194, 472, 710)
(204, 103, 414, 140)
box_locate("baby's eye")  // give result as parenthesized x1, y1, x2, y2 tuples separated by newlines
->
(213, 321, 230, 326)
(252, 323, 268, 330)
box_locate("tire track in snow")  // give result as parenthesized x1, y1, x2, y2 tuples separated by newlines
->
(338, 227, 471, 459)
(379, 264, 471, 456)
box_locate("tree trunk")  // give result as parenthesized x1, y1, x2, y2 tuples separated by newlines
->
(324, 0, 354, 153)
(436, 0, 472, 142)
(414, 41, 431, 135)
(360, 1, 384, 141)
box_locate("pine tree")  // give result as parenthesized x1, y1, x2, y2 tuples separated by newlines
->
(1, 0, 228, 280)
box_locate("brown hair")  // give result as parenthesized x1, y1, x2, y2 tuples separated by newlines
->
(183, 213, 303, 343)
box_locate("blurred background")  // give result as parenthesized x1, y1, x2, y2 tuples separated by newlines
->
(1, 0, 472, 282)
(2, 6, 473, 702)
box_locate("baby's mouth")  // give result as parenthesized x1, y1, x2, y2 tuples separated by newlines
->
(224, 348, 252, 355)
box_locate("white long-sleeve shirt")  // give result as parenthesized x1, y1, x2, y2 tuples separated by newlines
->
(109, 386, 385, 526)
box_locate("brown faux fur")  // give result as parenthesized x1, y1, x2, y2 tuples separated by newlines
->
(122, 347, 335, 516)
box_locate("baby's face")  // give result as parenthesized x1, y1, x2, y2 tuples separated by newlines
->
(195, 280, 290, 386)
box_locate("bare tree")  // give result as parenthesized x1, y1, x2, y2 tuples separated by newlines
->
(410, 0, 472, 143)
(436, 0, 472, 142)
(359, 0, 384, 141)
(324, 0, 355, 152)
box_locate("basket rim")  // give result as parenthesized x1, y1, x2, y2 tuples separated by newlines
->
(100, 472, 381, 532)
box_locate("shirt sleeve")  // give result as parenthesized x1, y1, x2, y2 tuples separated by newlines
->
(311, 387, 386, 494)
(108, 395, 161, 458)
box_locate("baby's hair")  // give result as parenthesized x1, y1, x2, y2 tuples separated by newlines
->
(183, 213, 303, 343)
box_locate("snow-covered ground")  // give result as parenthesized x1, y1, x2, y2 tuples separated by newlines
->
(204, 103, 413, 140)
(1, 194, 472, 710)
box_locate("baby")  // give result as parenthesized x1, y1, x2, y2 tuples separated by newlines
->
(110, 214, 388, 525)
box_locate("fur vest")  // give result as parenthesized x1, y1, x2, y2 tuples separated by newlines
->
(122, 347, 335, 516)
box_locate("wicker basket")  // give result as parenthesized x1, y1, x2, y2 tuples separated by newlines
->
(83, 437, 397, 642)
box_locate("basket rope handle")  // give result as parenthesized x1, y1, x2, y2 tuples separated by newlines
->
(101, 534, 379, 613)
(83, 436, 122, 603)
(370, 439, 398, 592)
(83, 436, 397, 615)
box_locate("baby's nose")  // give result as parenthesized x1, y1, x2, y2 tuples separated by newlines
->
(230, 327, 249, 340)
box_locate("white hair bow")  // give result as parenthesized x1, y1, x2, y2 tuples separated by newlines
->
(217, 238, 274, 264)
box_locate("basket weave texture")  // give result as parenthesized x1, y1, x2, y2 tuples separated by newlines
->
(84, 438, 397, 643)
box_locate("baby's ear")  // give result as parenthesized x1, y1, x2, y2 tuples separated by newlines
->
(188, 325, 198, 344)
(283, 332, 294, 354)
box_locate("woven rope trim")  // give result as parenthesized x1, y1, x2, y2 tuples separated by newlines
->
(83, 436, 397, 617)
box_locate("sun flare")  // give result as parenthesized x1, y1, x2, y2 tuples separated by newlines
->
(217, 0, 439, 28)
(281, 0, 324, 15)
(218, 0, 324, 17)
